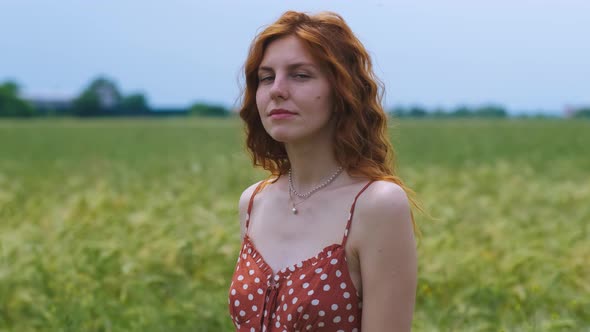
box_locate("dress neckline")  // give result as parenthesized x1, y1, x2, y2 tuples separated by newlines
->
(243, 235, 343, 278)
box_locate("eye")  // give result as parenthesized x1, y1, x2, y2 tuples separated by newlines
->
(258, 75, 274, 83)
(292, 73, 310, 80)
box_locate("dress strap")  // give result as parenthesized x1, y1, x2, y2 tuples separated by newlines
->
(341, 180, 375, 246)
(245, 180, 267, 232)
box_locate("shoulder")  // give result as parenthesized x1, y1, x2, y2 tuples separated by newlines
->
(237, 180, 267, 237)
(352, 180, 414, 249)
(238, 181, 264, 215)
(238, 180, 266, 221)
(238, 177, 280, 217)
(356, 180, 411, 225)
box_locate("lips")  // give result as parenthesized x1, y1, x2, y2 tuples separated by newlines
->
(269, 108, 297, 116)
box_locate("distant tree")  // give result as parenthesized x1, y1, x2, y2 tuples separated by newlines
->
(431, 107, 448, 118)
(475, 104, 507, 118)
(573, 107, 590, 118)
(408, 106, 427, 118)
(73, 77, 122, 116)
(389, 106, 407, 118)
(120, 93, 149, 114)
(189, 102, 229, 117)
(72, 90, 101, 116)
(0, 81, 37, 117)
(452, 106, 473, 118)
(1, 81, 18, 96)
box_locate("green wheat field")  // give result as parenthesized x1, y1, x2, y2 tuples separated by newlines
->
(0, 118, 589, 332)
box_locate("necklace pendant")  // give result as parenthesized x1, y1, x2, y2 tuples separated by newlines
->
(292, 207, 298, 214)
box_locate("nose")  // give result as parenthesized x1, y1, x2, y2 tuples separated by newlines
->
(269, 75, 289, 100)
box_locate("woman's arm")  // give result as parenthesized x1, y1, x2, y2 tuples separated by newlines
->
(356, 181, 417, 331)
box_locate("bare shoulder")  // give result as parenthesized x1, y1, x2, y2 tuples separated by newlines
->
(355, 180, 412, 227)
(237, 180, 265, 238)
(238, 181, 264, 216)
(352, 180, 414, 247)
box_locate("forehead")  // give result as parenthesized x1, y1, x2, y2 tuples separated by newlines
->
(259, 35, 319, 68)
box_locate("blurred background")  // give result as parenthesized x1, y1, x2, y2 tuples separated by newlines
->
(1, 1, 589, 331)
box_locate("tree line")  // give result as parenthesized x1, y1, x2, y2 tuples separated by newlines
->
(1, 77, 589, 118)
(0, 77, 230, 118)
(390, 105, 509, 118)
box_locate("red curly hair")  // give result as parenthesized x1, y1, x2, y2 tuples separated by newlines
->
(239, 11, 423, 232)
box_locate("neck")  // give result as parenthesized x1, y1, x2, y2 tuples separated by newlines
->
(285, 139, 341, 193)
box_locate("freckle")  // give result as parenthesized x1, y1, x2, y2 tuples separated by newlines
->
(316, 96, 321, 100)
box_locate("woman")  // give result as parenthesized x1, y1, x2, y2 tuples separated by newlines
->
(229, 10, 419, 331)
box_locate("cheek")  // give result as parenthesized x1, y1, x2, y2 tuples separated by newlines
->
(314, 93, 334, 115)
(255, 90, 266, 113)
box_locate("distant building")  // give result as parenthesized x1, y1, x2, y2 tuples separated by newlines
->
(23, 94, 73, 114)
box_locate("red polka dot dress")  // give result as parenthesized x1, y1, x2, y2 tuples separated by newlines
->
(228, 181, 374, 331)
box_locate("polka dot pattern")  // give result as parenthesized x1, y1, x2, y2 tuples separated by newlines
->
(228, 180, 374, 331)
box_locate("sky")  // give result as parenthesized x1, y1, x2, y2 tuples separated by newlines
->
(1, 0, 589, 114)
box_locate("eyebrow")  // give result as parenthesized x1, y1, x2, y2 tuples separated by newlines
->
(258, 62, 317, 72)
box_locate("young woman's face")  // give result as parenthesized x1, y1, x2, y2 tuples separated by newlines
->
(256, 35, 335, 144)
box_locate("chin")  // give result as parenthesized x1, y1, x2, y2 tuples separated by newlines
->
(268, 128, 302, 143)
(268, 131, 292, 143)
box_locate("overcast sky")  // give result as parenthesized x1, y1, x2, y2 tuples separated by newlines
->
(1, 0, 589, 113)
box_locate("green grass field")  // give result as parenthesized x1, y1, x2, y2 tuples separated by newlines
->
(0, 118, 588, 331)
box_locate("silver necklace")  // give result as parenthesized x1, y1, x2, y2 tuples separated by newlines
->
(288, 188, 307, 215)
(288, 166, 344, 214)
